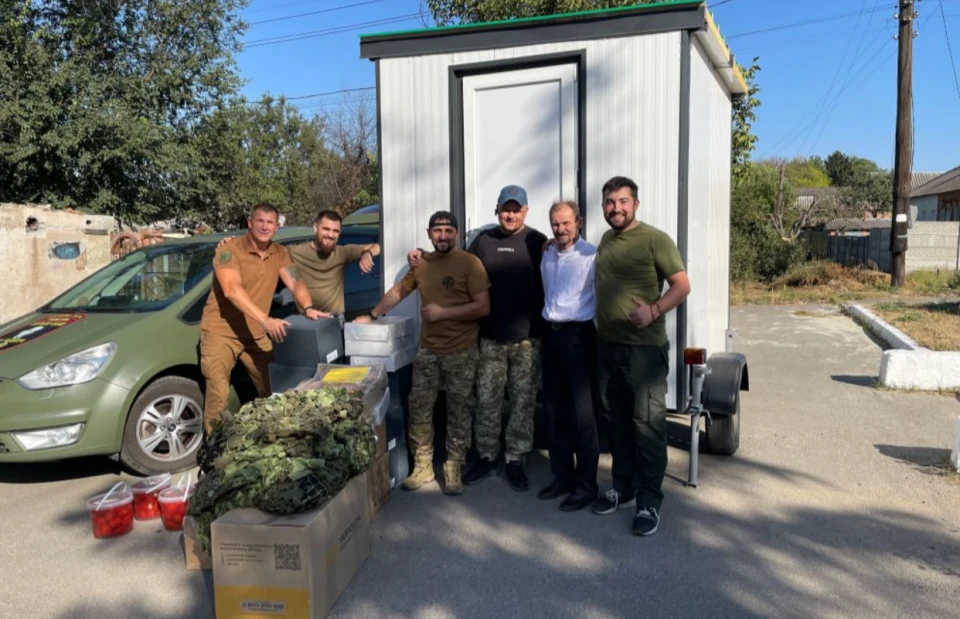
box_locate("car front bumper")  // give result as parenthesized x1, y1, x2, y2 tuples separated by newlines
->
(0, 377, 131, 463)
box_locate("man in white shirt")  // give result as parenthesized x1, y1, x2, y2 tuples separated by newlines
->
(537, 200, 600, 512)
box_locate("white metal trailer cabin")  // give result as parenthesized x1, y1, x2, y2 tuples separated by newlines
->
(360, 0, 750, 483)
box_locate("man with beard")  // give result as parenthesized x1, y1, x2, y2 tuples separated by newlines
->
(591, 176, 690, 537)
(537, 200, 600, 511)
(353, 211, 490, 496)
(407, 185, 546, 492)
(199, 203, 318, 432)
(288, 210, 380, 318)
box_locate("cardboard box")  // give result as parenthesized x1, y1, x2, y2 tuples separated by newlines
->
(212, 474, 370, 619)
(184, 516, 212, 571)
(366, 451, 391, 516)
(375, 421, 387, 458)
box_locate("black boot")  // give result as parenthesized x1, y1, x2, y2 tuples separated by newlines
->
(504, 461, 529, 492)
(463, 458, 498, 486)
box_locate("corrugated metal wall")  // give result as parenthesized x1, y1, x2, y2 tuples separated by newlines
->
(686, 39, 732, 358)
(379, 32, 684, 403)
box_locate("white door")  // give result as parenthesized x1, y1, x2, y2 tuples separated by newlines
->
(462, 64, 578, 244)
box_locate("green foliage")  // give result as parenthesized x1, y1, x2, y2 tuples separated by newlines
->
(785, 158, 830, 188)
(192, 96, 332, 229)
(732, 60, 761, 179)
(730, 162, 805, 281)
(426, 0, 647, 24)
(0, 0, 247, 224)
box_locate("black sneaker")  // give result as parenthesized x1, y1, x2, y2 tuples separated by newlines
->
(504, 461, 529, 492)
(632, 506, 660, 536)
(463, 458, 498, 485)
(591, 488, 636, 515)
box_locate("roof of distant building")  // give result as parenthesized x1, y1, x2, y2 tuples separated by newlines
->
(823, 218, 891, 231)
(911, 165, 960, 198)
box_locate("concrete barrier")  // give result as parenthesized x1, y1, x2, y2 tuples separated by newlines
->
(952, 417, 960, 472)
(880, 350, 960, 390)
(844, 304, 960, 390)
(844, 304, 923, 350)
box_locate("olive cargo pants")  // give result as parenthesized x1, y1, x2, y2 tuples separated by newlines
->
(597, 340, 670, 511)
(199, 330, 273, 431)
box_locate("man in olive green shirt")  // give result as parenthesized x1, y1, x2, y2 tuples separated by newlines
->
(590, 176, 691, 538)
(289, 210, 380, 317)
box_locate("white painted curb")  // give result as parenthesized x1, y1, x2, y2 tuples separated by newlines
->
(843, 304, 924, 350)
(843, 304, 960, 390)
(880, 350, 960, 390)
(952, 417, 960, 472)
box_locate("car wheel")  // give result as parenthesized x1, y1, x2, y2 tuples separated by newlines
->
(705, 392, 741, 456)
(120, 376, 205, 475)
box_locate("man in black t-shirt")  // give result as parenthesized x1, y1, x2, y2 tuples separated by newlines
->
(407, 185, 547, 491)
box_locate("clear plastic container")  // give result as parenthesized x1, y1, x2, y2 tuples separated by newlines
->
(158, 485, 195, 532)
(87, 485, 134, 539)
(130, 474, 171, 521)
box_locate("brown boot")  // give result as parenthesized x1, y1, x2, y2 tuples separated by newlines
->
(401, 463, 435, 491)
(443, 461, 463, 495)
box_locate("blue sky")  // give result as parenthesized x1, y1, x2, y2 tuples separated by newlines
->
(236, 0, 960, 172)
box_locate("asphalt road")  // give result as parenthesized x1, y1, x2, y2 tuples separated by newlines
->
(1, 304, 958, 619)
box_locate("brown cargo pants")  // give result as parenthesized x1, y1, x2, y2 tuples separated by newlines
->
(199, 330, 273, 431)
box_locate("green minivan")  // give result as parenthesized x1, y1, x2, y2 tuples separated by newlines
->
(0, 220, 381, 475)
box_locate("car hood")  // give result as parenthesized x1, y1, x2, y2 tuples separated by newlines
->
(0, 311, 146, 380)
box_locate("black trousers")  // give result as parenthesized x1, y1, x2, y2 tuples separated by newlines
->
(541, 321, 599, 495)
(597, 339, 669, 511)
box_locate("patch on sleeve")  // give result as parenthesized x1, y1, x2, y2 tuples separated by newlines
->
(219, 250, 233, 264)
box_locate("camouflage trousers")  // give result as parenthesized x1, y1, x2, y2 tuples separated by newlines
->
(475, 337, 541, 463)
(408, 345, 479, 466)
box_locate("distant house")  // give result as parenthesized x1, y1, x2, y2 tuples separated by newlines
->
(911, 165, 960, 221)
(822, 217, 891, 236)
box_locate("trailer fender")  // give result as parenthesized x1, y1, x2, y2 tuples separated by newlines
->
(702, 353, 749, 416)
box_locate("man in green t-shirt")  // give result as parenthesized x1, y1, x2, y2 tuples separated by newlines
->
(590, 176, 691, 537)
(289, 210, 380, 317)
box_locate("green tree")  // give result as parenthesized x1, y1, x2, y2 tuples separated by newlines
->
(427, 0, 644, 24)
(192, 96, 331, 229)
(824, 150, 854, 186)
(732, 59, 761, 180)
(0, 0, 247, 224)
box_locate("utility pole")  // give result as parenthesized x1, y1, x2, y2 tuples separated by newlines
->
(890, 0, 915, 287)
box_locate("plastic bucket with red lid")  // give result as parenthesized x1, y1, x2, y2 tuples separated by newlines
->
(130, 474, 172, 521)
(87, 483, 134, 539)
(158, 481, 195, 532)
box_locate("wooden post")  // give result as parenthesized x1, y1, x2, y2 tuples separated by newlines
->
(890, 0, 915, 287)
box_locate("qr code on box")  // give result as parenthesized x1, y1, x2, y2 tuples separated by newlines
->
(273, 544, 301, 571)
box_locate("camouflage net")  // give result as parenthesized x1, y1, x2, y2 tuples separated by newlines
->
(188, 388, 376, 553)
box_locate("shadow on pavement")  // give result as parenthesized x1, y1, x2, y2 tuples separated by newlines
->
(831, 374, 879, 388)
(0, 456, 122, 484)
(875, 444, 952, 469)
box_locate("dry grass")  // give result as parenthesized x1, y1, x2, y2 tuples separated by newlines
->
(871, 301, 960, 351)
(733, 262, 960, 306)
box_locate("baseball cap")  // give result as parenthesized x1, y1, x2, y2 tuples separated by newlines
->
(496, 185, 528, 210)
(428, 210, 459, 230)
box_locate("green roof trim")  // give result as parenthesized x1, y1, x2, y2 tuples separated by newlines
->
(359, 0, 703, 40)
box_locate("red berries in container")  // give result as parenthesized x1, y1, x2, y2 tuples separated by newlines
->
(158, 485, 195, 532)
(86, 485, 134, 539)
(130, 475, 171, 521)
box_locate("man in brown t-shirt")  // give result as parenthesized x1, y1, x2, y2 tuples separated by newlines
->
(199, 203, 319, 431)
(288, 210, 380, 316)
(353, 211, 490, 495)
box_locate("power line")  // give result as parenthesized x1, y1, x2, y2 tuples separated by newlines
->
(247, 0, 389, 26)
(939, 0, 960, 100)
(244, 13, 426, 47)
(283, 86, 375, 101)
(727, 5, 893, 39)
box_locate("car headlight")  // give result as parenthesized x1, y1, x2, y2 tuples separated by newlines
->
(12, 423, 85, 451)
(17, 342, 117, 390)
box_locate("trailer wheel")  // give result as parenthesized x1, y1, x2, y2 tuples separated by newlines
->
(705, 393, 740, 456)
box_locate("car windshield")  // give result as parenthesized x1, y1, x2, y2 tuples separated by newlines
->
(41, 242, 217, 313)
